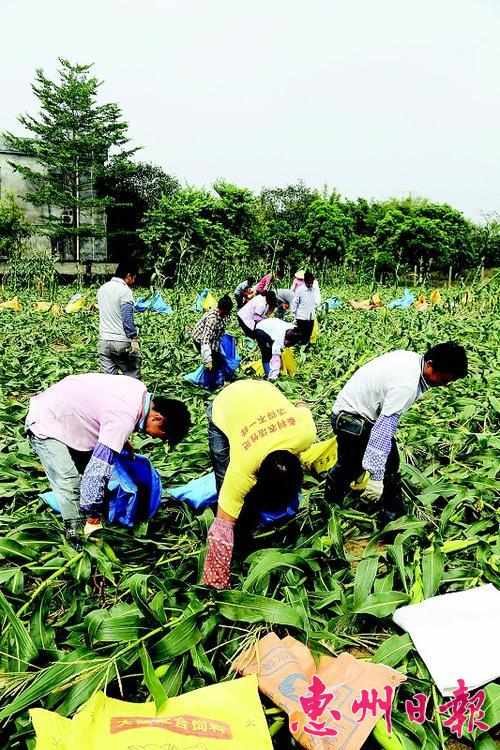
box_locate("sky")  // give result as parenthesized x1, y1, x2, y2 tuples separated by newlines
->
(2, 0, 500, 221)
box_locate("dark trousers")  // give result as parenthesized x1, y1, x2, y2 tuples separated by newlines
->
(254, 329, 273, 365)
(237, 316, 256, 338)
(194, 341, 223, 370)
(324, 412, 403, 512)
(295, 319, 314, 344)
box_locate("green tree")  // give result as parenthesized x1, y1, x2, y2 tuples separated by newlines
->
(100, 161, 180, 261)
(298, 196, 354, 263)
(0, 192, 31, 258)
(260, 181, 319, 265)
(3, 58, 136, 260)
(140, 186, 250, 281)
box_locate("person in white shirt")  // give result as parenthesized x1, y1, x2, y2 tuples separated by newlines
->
(255, 318, 301, 380)
(324, 342, 468, 524)
(291, 270, 321, 344)
(237, 290, 277, 338)
(97, 261, 140, 378)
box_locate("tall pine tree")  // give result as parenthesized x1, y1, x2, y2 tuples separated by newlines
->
(3, 58, 136, 261)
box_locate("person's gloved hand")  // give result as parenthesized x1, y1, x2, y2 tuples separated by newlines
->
(205, 360, 213, 371)
(362, 478, 384, 502)
(202, 518, 234, 589)
(130, 339, 140, 354)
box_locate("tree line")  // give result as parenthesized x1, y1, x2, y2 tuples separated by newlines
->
(1, 59, 499, 283)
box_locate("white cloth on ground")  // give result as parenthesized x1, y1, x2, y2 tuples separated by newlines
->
(393, 584, 500, 695)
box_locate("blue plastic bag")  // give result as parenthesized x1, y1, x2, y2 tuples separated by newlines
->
(184, 334, 239, 390)
(168, 472, 218, 510)
(324, 296, 343, 311)
(192, 288, 209, 312)
(220, 334, 240, 378)
(388, 288, 415, 310)
(135, 292, 173, 314)
(184, 364, 225, 390)
(40, 452, 162, 528)
(168, 471, 300, 527)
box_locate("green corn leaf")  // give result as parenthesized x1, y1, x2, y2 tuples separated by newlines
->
(353, 554, 380, 608)
(215, 591, 305, 628)
(0, 590, 38, 668)
(372, 633, 413, 667)
(422, 546, 444, 598)
(152, 614, 202, 662)
(354, 592, 410, 618)
(140, 644, 167, 711)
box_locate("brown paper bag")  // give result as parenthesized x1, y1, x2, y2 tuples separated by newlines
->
(233, 633, 406, 750)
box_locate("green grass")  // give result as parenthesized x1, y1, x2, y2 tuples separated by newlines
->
(0, 280, 498, 749)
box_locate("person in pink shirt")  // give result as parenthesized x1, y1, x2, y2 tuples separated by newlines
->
(236, 290, 277, 338)
(26, 373, 191, 545)
(254, 272, 273, 294)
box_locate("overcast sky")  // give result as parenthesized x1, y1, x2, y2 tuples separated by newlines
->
(2, 0, 499, 220)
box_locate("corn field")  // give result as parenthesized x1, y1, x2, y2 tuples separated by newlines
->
(0, 279, 498, 750)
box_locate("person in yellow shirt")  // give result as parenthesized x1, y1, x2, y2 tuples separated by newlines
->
(201, 379, 317, 589)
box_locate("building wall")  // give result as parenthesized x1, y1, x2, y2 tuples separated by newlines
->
(0, 144, 107, 261)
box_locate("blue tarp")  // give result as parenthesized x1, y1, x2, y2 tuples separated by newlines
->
(184, 333, 240, 391)
(168, 470, 300, 527)
(135, 292, 173, 314)
(40, 451, 162, 528)
(387, 288, 415, 310)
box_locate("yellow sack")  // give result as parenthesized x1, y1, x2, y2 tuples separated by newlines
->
(0, 296, 21, 312)
(247, 359, 265, 376)
(309, 319, 319, 343)
(414, 294, 428, 312)
(247, 349, 297, 378)
(34, 301, 62, 315)
(301, 437, 370, 489)
(281, 346, 297, 376)
(202, 292, 217, 311)
(301, 437, 338, 474)
(30, 677, 272, 750)
(65, 293, 86, 313)
(430, 289, 442, 304)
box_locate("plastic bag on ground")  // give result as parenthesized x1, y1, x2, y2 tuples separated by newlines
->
(203, 291, 217, 311)
(192, 288, 209, 311)
(40, 451, 162, 528)
(0, 296, 22, 312)
(168, 472, 218, 510)
(168, 471, 300, 526)
(232, 632, 405, 750)
(30, 677, 272, 750)
(387, 288, 415, 310)
(414, 293, 429, 311)
(430, 289, 442, 304)
(134, 292, 172, 314)
(323, 296, 342, 311)
(34, 301, 62, 315)
(64, 293, 86, 313)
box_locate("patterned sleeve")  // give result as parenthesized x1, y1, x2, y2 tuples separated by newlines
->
(200, 312, 220, 346)
(120, 301, 138, 339)
(362, 413, 400, 480)
(80, 442, 116, 516)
